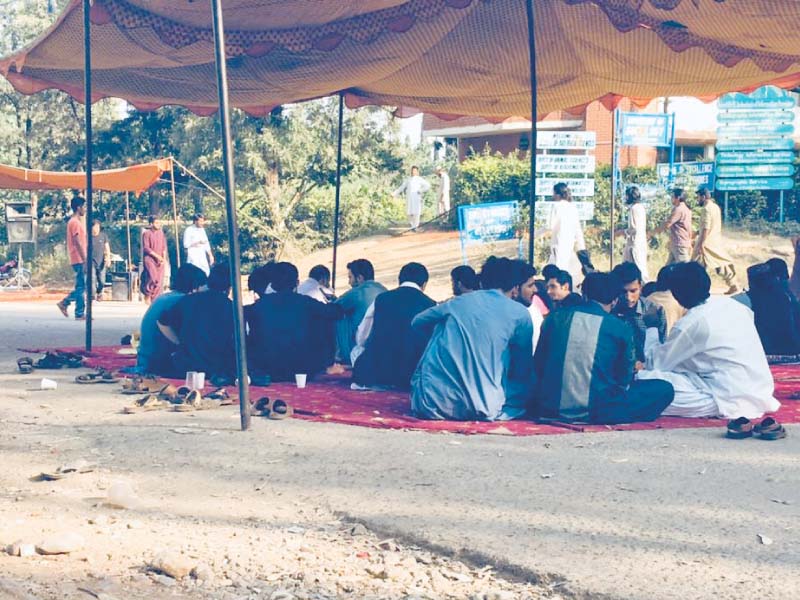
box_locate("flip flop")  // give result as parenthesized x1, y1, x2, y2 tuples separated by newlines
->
(75, 370, 119, 384)
(204, 387, 236, 405)
(120, 376, 165, 394)
(122, 393, 169, 414)
(754, 417, 787, 441)
(17, 357, 34, 374)
(268, 399, 293, 420)
(252, 396, 272, 417)
(172, 389, 222, 412)
(726, 417, 753, 439)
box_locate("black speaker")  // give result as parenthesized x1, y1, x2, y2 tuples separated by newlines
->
(5, 202, 37, 243)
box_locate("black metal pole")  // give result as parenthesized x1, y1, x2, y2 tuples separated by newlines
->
(210, 0, 250, 431)
(83, 0, 93, 351)
(331, 93, 344, 289)
(525, 0, 538, 265)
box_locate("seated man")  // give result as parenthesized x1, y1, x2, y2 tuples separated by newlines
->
(746, 261, 800, 356)
(352, 262, 436, 389)
(450, 265, 479, 297)
(533, 272, 674, 424)
(246, 262, 342, 381)
(637, 262, 780, 419)
(247, 262, 275, 300)
(297, 265, 335, 304)
(136, 264, 207, 375)
(644, 265, 686, 335)
(158, 263, 236, 380)
(612, 262, 667, 362)
(546, 269, 582, 310)
(512, 261, 544, 352)
(335, 259, 387, 364)
(410, 257, 534, 421)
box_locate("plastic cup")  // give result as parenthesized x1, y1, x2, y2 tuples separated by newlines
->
(40, 378, 57, 390)
(192, 372, 206, 391)
(184, 371, 196, 389)
(295, 374, 307, 389)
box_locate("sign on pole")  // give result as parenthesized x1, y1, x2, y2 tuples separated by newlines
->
(716, 177, 794, 191)
(657, 161, 715, 189)
(536, 131, 596, 150)
(535, 178, 595, 197)
(536, 154, 595, 173)
(619, 113, 674, 147)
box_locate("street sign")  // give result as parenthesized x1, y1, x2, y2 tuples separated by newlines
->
(717, 123, 795, 138)
(716, 163, 795, 178)
(458, 201, 518, 245)
(716, 137, 795, 151)
(536, 131, 596, 150)
(717, 109, 794, 123)
(536, 154, 595, 173)
(536, 201, 595, 222)
(619, 112, 673, 147)
(657, 161, 715, 189)
(535, 178, 595, 197)
(716, 177, 794, 191)
(715, 150, 795, 164)
(717, 85, 796, 110)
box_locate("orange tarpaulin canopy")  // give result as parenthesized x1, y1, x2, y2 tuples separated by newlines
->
(0, 159, 171, 195)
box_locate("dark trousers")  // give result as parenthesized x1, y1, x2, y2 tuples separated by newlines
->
(591, 379, 674, 425)
(93, 262, 106, 297)
(62, 263, 86, 318)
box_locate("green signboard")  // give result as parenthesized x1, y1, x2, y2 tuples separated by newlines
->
(716, 177, 794, 191)
(717, 109, 794, 123)
(717, 86, 796, 110)
(716, 164, 795, 178)
(717, 123, 795, 138)
(715, 150, 795, 165)
(716, 138, 795, 151)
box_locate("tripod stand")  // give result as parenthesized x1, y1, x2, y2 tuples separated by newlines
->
(0, 245, 32, 290)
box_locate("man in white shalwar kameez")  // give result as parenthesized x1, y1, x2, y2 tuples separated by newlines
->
(546, 182, 585, 279)
(637, 262, 779, 419)
(621, 186, 649, 282)
(393, 166, 431, 230)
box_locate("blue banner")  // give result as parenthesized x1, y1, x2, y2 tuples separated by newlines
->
(458, 201, 518, 246)
(717, 86, 796, 110)
(716, 177, 794, 191)
(657, 161, 715, 188)
(717, 123, 795, 138)
(619, 112, 673, 147)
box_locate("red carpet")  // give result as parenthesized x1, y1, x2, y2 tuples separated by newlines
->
(21, 346, 800, 436)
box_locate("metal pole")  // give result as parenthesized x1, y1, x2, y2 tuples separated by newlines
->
(525, 0, 538, 265)
(210, 0, 250, 431)
(170, 158, 181, 268)
(610, 109, 618, 270)
(331, 94, 344, 290)
(82, 0, 94, 351)
(125, 192, 132, 301)
(724, 191, 729, 222)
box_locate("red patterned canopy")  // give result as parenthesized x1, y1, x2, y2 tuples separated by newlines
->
(3, 0, 800, 118)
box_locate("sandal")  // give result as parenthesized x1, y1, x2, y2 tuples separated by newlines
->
(204, 387, 236, 405)
(726, 417, 753, 439)
(252, 396, 272, 417)
(172, 389, 222, 412)
(268, 398, 293, 420)
(17, 357, 34, 374)
(120, 376, 165, 394)
(754, 417, 787, 441)
(122, 393, 169, 414)
(75, 370, 119, 384)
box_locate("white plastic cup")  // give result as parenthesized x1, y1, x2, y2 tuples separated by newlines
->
(184, 371, 195, 389)
(40, 378, 57, 390)
(295, 374, 307, 389)
(192, 372, 206, 391)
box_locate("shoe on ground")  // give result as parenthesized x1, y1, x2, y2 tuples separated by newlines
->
(56, 301, 68, 318)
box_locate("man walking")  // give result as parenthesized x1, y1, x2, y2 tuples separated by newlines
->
(692, 187, 739, 294)
(545, 182, 585, 277)
(90, 219, 111, 301)
(183, 214, 213, 276)
(56, 196, 88, 320)
(393, 166, 431, 231)
(436, 167, 451, 216)
(653, 187, 692, 265)
(141, 215, 168, 304)
(620, 186, 649, 282)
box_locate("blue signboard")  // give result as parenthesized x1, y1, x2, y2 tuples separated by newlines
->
(716, 138, 795, 151)
(716, 150, 795, 165)
(716, 164, 795, 178)
(458, 201, 518, 245)
(657, 161, 715, 189)
(716, 177, 794, 191)
(717, 109, 794, 123)
(619, 112, 674, 147)
(717, 123, 795, 138)
(717, 85, 796, 110)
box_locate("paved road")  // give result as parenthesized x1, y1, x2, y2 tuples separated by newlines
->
(1, 301, 798, 600)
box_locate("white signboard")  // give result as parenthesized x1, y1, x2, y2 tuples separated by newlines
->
(535, 178, 595, 197)
(537, 131, 597, 150)
(536, 201, 595, 222)
(536, 154, 596, 174)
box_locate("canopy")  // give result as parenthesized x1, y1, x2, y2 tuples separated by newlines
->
(0, 159, 171, 194)
(3, 0, 800, 119)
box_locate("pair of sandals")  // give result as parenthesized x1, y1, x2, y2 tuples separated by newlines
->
(17, 352, 84, 373)
(75, 369, 119, 384)
(123, 383, 236, 414)
(727, 416, 787, 440)
(252, 396, 293, 420)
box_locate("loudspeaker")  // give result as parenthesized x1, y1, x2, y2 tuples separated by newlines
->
(5, 202, 37, 243)
(5, 202, 33, 219)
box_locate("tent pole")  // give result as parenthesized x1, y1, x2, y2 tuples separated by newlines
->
(170, 158, 181, 268)
(171, 157, 226, 201)
(125, 192, 133, 301)
(332, 93, 344, 290)
(211, 0, 250, 432)
(82, 0, 94, 351)
(525, 0, 538, 265)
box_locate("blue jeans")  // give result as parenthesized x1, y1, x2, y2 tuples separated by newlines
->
(62, 263, 86, 318)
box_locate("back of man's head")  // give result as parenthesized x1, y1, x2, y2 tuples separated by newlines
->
(270, 262, 299, 292)
(174, 264, 208, 294)
(347, 258, 375, 282)
(248, 263, 273, 296)
(309, 264, 331, 285)
(670, 262, 711, 309)
(480, 256, 517, 292)
(70, 195, 86, 213)
(766, 258, 789, 281)
(513, 260, 537, 285)
(583, 272, 621, 306)
(612, 262, 642, 286)
(655, 264, 676, 292)
(207, 263, 231, 293)
(450, 265, 479, 292)
(541, 263, 560, 281)
(399, 262, 428, 287)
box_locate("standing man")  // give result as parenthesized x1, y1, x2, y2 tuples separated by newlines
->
(393, 166, 431, 231)
(141, 215, 168, 305)
(56, 196, 87, 320)
(90, 219, 111, 301)
(620, 186, 649, 282)
(545, 182, 585, 277)
(436, 167, 451, 216)
(183, 214, 213, 276)
(653, 187, 692, 265)
(692, 187, 739, 294)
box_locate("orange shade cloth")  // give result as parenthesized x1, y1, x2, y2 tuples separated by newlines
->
(0, 159, 171, 195)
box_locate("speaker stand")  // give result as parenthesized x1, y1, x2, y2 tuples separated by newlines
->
(0, 245, 32, 290)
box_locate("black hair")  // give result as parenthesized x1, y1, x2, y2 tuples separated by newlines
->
(625, 186, 641, 205)
(192, 213, 204, 223)
(766, 258, 789, 281)
(399, 262, 429, 287)
(70, 196, 86, 212)
(173, 264, 208, 294)
(612, 262, 642, 285)
(270, 262, 299, 292)
(641, 282, 658, 297)
(148, 215, 158, 225)
(670, 262, 711, 309)
(547, 269, 573, 291)
(553, 182, 570, 198)
(696, 186, 711, 197)
(513, 260, 537, 286)
(450, 265, 479, 291)
(672, 188, 687, 202)
(541, 264, 560, 281)
(207, 262, 231, 293)
(480, 256, 519, 292)
(583, 272, 622, 305)
(309, 264, 331, 283)
(347, 258, 375, 282)
(248, 263, 275, 296)
(92, 218, 102, 226)
(655, 264, 677, 292)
